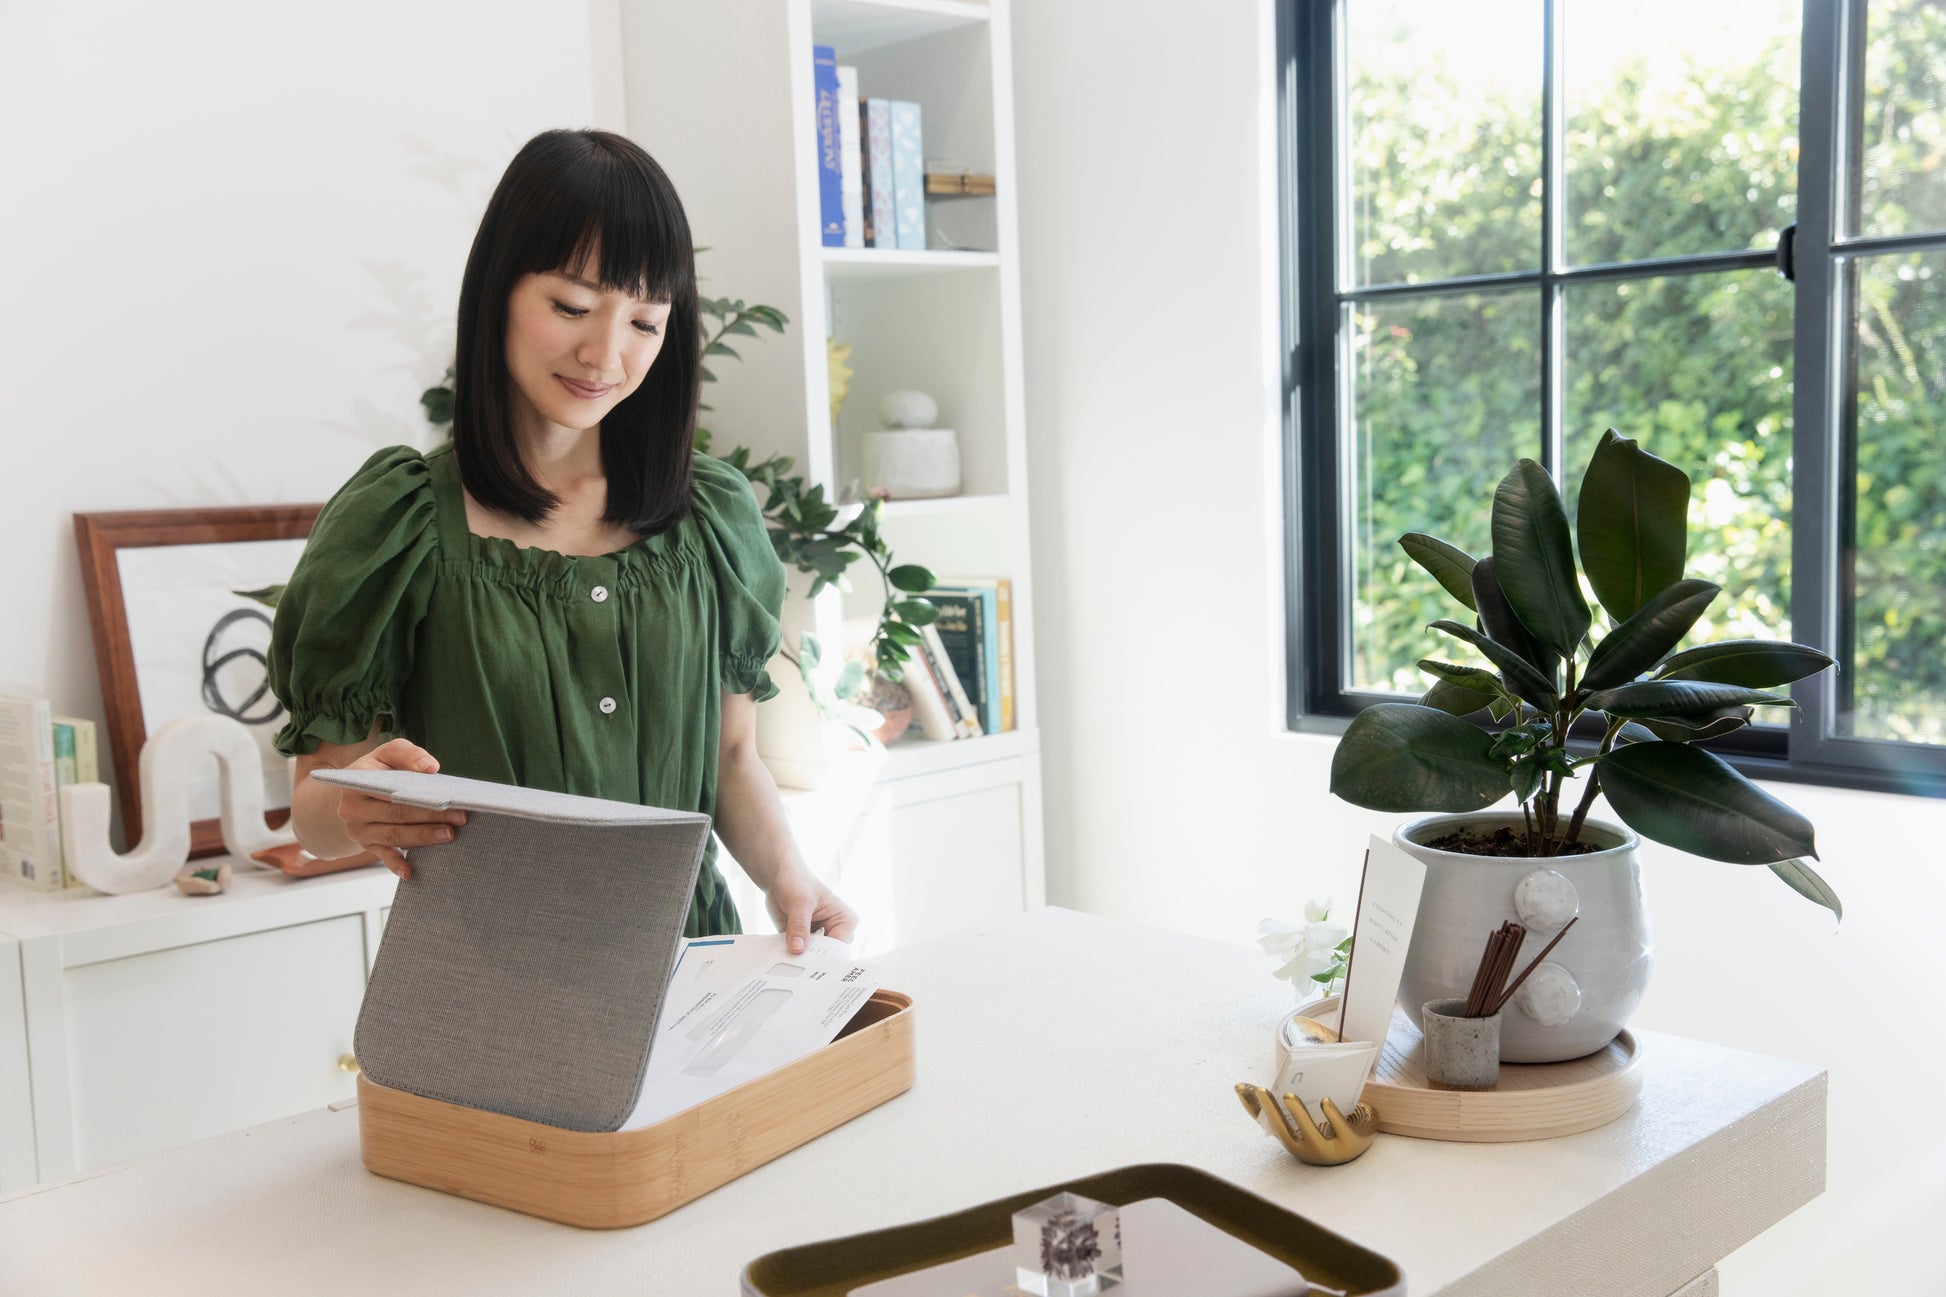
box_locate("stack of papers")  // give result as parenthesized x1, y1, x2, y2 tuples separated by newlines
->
(623, 933, 879, 1129)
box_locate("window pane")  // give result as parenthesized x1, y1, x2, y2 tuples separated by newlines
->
(1564, 0, 1799, 266)
(1348, 290, 1540, 692)
(1346, 0, 1541, 286)
(1856, 0, 1946, 238)
(1563, 270, 1794, 653)
(1840, 251, 1946, 744)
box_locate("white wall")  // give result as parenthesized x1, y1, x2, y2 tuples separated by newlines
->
(0, 0, 611, 780)
(1013, 2, 1944, 1293)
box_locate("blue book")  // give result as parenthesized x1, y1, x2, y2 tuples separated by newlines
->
(814, 45, 844, 246)
(889, 99, 925, 250)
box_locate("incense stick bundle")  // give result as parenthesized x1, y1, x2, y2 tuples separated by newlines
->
(1486, 916, 1580, 1017)
(1462, 921, 1525, 1017)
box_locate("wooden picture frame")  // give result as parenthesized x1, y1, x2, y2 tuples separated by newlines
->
(74, 505, 322, 859)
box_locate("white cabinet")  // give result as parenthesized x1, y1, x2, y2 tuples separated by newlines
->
(62, 915, 368, 1172)
(730, 744, 1043, 952)
(2, 866, 395, 1185)
(885, 768, 1027, 946)
(0, 937, 34, 1193)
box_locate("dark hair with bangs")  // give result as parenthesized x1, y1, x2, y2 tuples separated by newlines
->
(452, 129, 700, 533)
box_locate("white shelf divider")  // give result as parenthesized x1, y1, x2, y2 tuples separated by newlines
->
(822, 247, 1000, 280)
(811, 0, 991, 58)
(879, 493, 1009, 517)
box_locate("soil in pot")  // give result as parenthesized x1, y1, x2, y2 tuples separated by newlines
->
(1421, 827, 1604, 858)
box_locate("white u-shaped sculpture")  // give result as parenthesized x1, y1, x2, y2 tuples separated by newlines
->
(60, 714, 298, 894)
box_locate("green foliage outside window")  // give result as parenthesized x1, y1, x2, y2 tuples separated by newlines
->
(1342, 6, 1943, 745)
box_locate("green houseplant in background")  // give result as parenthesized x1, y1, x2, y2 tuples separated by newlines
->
(1327, 431, 1840, 1061)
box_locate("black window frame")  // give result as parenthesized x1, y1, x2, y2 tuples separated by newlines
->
(1280, 0, 1946, 800)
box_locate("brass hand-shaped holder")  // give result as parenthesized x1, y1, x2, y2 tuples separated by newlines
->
(1235, 1083, 1379, 1166)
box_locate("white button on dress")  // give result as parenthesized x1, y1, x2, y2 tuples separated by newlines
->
(591, 585, 609, 603)
(599, 696, 617, 714)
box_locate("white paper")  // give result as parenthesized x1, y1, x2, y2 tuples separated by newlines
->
(622, 933, 878, 1129)
(1335, 835, 1428, 1057)
(1266, 1041, 1378, 1130)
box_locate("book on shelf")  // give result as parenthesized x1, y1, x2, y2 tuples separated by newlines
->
(922, 587, 993, 736)
(0, 692, 64, 890)
(901, 643, 958, 741)
(856, 102, 877, 247)
(813, 45, 844, 247)
(919, 624, 981, 739)
(930, 578, 1015, 733)
(836, 65, 863, 249)
(888, 100, 926, 250)
(865, 99, 896, 250)
(52, 715, 98, 888)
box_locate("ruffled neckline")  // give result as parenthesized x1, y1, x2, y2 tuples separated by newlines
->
(423, 443, 685, 573)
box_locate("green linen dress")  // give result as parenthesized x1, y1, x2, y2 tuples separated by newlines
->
(266, 442, 786, 937)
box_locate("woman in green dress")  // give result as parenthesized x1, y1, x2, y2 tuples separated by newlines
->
(269, 129, 855, 953)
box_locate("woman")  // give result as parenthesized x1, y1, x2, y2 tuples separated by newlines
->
(269, 129, 855, 954)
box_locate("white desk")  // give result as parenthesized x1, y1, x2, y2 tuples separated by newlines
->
(0, 908, 1823, 1296)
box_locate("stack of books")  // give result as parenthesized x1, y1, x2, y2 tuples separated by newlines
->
(0, 691, 99, 890)
(900, 579, 1015, 742)
(814, 45, 928, 251)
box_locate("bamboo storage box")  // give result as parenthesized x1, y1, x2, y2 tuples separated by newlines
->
(357, 990, 915, 1228)
(313, 769, 915, 1229)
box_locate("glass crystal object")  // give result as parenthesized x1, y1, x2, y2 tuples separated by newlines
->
(1011, 1192, 1123, 1297)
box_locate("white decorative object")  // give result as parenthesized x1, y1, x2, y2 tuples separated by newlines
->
(1513, 962, 1584, 1028)
(1513, 868, 1581, 931)
(863, 429, 960, 499)
(60, 714, 298, 895)
(878, 389, 938, 429)
(864, 388, 961, 500)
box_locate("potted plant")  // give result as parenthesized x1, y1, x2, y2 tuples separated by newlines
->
(1328, 431, 1838, 1061)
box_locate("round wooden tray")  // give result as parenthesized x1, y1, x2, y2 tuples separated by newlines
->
(1288, 1002, 1642, 1143)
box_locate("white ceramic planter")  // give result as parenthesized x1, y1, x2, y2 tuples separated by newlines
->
(1393, 813, 1652, 1063)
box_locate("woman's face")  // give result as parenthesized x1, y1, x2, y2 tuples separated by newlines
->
(503, 256, 673, 436)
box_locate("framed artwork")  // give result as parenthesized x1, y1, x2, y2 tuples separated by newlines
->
(75, 506, 322, 859)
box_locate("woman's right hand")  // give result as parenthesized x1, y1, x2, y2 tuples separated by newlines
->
(336, 738, 467, 880)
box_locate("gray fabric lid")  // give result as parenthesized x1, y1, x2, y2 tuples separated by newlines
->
(316, 768, 711, 1132)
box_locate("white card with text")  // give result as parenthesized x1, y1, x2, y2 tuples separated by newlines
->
(1336, 835, 1428, 1057)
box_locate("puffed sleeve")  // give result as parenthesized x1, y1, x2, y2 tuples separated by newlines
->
(690, 450, 787, 702)
(268, 446, 438, 755)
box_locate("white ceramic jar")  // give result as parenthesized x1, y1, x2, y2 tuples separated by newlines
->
(1392, 812, 1652, 1063)
(862, 428, 961, 499)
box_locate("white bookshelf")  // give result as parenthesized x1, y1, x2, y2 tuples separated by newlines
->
(821, 248, 1001, 279)
(618, 0, 1043, 946)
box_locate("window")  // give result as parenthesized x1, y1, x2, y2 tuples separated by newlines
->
(1281, 0, 1946, 795)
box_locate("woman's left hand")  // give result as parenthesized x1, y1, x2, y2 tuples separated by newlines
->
(764, 865, 858, 954)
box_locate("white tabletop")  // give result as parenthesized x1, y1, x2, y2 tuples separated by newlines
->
(0, 908, 1823, 1296)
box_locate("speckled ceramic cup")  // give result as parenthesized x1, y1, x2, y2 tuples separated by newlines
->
(1421, 997, 1500, 1090)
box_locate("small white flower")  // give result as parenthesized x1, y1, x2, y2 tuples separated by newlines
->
(1258, 900, 1348, 999)
(1256, 917, 1303, 958)
(1305, 919, 1348, 956)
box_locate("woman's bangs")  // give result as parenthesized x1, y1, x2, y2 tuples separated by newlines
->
(539, 173, 691, 306)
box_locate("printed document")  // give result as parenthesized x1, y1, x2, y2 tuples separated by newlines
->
(622, 933, 879, 1129)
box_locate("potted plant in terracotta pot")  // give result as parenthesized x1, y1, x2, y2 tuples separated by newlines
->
(1328, 431, 1838, 1062)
